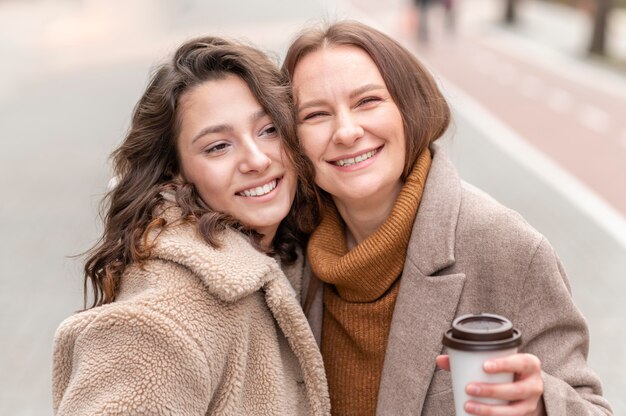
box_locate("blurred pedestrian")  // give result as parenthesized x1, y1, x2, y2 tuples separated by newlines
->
(442, 0, 456, 33)
(412, 0, 456, 43)
(415, 0, 432, 42)
(52, 36, 330, 415)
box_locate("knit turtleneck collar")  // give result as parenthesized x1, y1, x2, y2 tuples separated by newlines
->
(307, 149, 432, 302)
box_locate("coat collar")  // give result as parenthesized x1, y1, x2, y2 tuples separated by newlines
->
(408, 140, 461, 275)
(149, 205, 284, 303)
(148, 206, 330, 413)
(376, 141, 466, 414)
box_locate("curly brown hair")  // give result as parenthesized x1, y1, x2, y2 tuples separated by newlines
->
(83, 36, 319, 308)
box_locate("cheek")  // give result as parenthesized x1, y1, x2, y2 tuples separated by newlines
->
(279, 153, 298, 193)
(285, 170, 298, 201)
(184, 160, 230, 208)
(300, 135, 323, 164)
(394, 113, 406, 146)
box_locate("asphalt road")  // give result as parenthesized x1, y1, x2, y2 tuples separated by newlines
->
(1, 0, 624, 414)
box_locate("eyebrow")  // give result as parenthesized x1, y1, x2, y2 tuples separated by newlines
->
(297, 83, 386, 112)
(349, 83, 386, 99)
(190, 109, 267, 144)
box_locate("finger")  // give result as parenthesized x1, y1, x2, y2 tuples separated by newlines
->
(465, 398, 541, 416)
(436, 355, 450, 371)
(484, 353, 541, 377)
(466, 375, 543, 402)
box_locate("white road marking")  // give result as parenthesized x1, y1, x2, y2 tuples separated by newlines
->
(440, 77, 626, 250)
(472, 50, 496, 75)
(579, 105, 611, 133)
(545, 87, 574, 114)
(495, 62, 518, 86)
(481, 31, 626, 102)
(519, 74, 543, 99)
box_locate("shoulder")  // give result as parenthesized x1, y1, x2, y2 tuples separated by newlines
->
(54, 263, 233, 361)
(410, 144, 549, 276)
(426, 140, 540, 247)
(456, 181, 544, 257)
(52, 292, 222, 414)
(53, 294, 209, 359)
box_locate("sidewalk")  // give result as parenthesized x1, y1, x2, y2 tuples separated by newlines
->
(508, 0, 626, 65)
(464, 0, 626, 95)
(412, 0, 626, 217)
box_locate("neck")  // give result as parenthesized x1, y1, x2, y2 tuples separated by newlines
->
(332, 181, 402, 247)
(255, 226, 277, 251)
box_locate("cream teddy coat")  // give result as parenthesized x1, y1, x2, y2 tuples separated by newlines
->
(52, 207, 330, 415)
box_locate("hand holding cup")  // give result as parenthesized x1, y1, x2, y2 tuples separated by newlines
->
(440, 313, 545, 415)
(436, 353, 544, 415)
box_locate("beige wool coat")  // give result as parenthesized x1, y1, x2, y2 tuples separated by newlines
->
(304, 141, 612, 415)
(53, 207, 330, 415)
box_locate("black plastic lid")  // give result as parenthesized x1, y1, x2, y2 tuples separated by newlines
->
(442, 313, 522, 352)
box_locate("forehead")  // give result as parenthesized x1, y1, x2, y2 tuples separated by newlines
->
(292, 45, 385, 92)
(178, 75, 262, 127)
(176, 75, 266, 144)
(181, 75, 254, 110)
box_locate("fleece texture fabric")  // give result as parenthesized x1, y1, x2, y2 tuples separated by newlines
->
(53, 206, 330, 416)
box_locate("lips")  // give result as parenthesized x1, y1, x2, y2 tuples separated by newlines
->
(329, 146, 381, 167)
(237, 178, 278, 197)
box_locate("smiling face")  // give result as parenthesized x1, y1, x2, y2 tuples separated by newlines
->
(177, 75, 296, 244)
(292, 45, 406, 209)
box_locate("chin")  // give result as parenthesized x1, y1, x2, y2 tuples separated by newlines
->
(245, 211, 289, 233)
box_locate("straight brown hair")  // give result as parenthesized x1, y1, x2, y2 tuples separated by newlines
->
(282, 20, 451, 179)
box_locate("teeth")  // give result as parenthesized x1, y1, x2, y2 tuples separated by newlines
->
(333, 149, 377, 167)
(239, 179, 277, 197)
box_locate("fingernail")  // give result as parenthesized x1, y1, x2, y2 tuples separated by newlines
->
(484, 361, 496, 371)
(467, 384, 480, 395)
(465, 402, 478, 413)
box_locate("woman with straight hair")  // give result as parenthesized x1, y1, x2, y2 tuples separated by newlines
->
(52, 36, 330, 415)
(282, 20, 611, 416)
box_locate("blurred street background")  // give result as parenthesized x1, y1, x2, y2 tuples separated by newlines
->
(1, 0, 624, 414)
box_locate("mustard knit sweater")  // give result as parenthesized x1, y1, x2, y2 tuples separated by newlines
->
(307, 150, 431, 415)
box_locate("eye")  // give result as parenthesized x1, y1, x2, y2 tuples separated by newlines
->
(206, 142, 230, 154)
(301, 111, 328, 122)
(357, 96, 382, 107)
(259, 124, 278, 137)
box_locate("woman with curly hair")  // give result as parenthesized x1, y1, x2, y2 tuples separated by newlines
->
(52, 36, 329, 415)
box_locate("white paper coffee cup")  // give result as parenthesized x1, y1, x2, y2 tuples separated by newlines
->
(442, 313, 522, 416)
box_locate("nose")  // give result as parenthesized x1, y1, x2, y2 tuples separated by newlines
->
(332, 110, 364, 146)
(239, 138, 272, 173)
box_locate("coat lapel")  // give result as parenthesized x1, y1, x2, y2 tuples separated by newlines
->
(377, 142, 466, 415)
(264, 274, 330, 415)
(376, 267, 465, 415)
(149, 206, 276, 303)
(301, 261, 324, 346)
